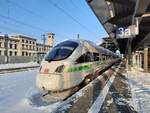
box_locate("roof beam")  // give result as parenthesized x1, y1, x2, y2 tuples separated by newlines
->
(135, 1, 150, 17)
(130, 0, 150, 51)
(134, 33, 150, 50)
(107, 11, 133, 24)
(132, 0, 150, 24)
(105, 0, 135, 7)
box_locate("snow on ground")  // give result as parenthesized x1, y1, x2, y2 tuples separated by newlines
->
(0, 62, 39, 70)
(88, 75, 115, 113)
(127, 69, 150, 113)
(0, 70, 62, 113)
(0, 64, 124, 113)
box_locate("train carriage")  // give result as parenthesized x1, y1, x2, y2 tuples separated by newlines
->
(36, 39, 119, 92)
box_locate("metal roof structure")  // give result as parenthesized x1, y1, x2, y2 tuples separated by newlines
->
(87, 0, 150, 54)
(99, 37, 118, 52)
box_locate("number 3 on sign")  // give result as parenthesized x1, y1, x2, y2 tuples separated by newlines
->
(118, 27, 124, 37)
(118, 27, 131, 37)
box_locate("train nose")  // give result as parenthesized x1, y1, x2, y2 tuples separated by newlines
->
(36, 73, 64, 92)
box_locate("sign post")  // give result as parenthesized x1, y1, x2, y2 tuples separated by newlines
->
(116, 23, 139, 71)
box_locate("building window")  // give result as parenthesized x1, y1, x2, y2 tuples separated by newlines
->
(26, 52, 28, 56)
(22, 52, 24, 56)
(29, 41, 31, 44)
(33, 42, 35, 44)
(14, 51, 17, 56)
(14, 44, 17, 49)
(0, 42, 2, 48)
(22, 44, 24, 49)
(9, 51, 12, 56)
(29, 45, 31, 50)
(29, 53, 31, 56)
(22, 39, 24, 43)
(26, 40, 28, 43)
(9, 43, 13, 49)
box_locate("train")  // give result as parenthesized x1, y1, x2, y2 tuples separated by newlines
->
(36, 39, 119, 93)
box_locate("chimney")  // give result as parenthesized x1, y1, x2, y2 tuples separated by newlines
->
(47, 32, 55, 47)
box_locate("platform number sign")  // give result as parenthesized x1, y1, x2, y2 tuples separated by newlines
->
(116, 25, 138, 38)
(116, 27, 131, 38)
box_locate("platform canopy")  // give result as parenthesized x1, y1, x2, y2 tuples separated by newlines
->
(87, 0, 150, 54)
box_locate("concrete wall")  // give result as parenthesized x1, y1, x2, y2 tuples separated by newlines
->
(0, 56, 37, 64)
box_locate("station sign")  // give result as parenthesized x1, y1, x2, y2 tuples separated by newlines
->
(116, 25, 139, 38)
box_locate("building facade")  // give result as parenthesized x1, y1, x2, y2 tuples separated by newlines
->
(0, 33, 54, 63)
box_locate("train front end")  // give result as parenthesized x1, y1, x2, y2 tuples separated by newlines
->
(36, 40, 82, 92)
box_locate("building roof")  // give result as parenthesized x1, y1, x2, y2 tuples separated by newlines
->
(12, 34, 37, 41)
(36, 43, 52, 47)
(0, 35, 19, 41)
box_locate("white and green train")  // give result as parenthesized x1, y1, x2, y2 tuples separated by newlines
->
(36, 39, 119, 92)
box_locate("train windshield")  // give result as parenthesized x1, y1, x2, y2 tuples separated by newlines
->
(45, 41, 78, 61)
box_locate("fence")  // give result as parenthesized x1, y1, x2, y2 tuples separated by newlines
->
(0, 56, 38, 64)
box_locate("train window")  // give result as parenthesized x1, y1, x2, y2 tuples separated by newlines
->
(102, 54, 106, 60)
(76, 52, 92, 64)
(93, 53, 99, 61)
(45, 47, 73, 61)
(55, 41, 78, 48)
(45, 41, 78, 61)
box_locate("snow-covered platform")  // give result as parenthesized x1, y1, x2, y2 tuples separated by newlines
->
(128, 68, 150, 113)
(0, 62, 39, 73)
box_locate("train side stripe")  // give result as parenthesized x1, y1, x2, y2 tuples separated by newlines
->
(65, 61, 106, 73)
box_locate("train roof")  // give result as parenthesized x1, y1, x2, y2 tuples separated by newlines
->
(56, 39, 118, 57)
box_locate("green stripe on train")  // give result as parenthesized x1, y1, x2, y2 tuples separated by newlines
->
(66, 61, 105, 72)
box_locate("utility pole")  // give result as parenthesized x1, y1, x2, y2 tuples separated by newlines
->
(4, 34, 9, 63)
(42, 34, 46, 52)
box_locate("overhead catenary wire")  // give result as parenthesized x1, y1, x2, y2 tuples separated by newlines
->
(9, 0, 44, 20)
(0, 25, 41, 39)
(9, 0, 41, 17)
(0, 14, 48, 33)
(6, 0, 67, 39)
(70, 0, 87, 16)
(2, 0, 99, 41)
(47, 0, 96, 36)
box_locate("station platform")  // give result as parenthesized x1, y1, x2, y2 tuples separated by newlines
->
(127, 68, 150, 113)
(0, 62, 39, 74)
(52, 61, 150, 113)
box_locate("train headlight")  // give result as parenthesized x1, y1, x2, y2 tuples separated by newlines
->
(55, 65, 65, 73)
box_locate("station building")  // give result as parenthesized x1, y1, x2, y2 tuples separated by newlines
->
(0, 32, 54, 63)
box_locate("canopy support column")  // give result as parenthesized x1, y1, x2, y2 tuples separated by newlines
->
(144, 46, 148, 72)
